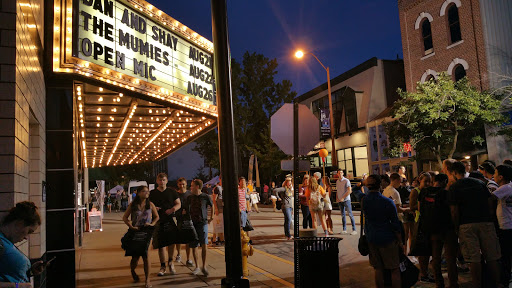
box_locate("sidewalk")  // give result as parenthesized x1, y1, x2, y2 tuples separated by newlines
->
(77, 206, 474, 288)
(76, 211, 293, 288)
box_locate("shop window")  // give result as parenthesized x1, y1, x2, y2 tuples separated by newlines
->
(448, 5, 462, 43)
(422, 20, 433, 54)
(454, 64, 466, 82)
(311, 86, 358, 135)
(337, 146, 368, 178)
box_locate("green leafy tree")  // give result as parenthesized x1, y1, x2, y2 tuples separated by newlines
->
(193, 52, 296, 183)
(385, 73, 506, 166)
(192, 129, 219, 178)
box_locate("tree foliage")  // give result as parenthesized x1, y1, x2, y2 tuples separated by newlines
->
(193, 51, 296, 183)
(385, 73, 506, 166)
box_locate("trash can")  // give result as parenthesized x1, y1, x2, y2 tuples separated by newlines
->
(296, 237, 342, 288)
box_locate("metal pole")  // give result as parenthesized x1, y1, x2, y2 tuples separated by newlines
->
(210, 1, 249, 287)
(293, 102, 300, 286)
(326, 67, 337, 167)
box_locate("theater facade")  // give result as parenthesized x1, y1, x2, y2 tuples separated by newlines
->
(0, 0, 217, 286)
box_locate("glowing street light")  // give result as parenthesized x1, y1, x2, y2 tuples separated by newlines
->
(295, 49, 337, 166)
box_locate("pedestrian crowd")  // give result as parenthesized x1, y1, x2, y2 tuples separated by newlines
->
(359, 160, 512, 288)
(2, 158, 511, 288)
(120, 173, 223, 287)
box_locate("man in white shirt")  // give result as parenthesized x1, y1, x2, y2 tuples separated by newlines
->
(383, 173, 408, 220)
(336, 169, 357, 235)
(492, 164, 512, 287)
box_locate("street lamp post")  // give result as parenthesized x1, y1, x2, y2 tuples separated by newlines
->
(295, 50, 337, 167)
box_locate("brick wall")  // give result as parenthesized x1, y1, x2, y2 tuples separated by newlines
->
(0, 0, 46, 274)
(399, 0, 488, 91)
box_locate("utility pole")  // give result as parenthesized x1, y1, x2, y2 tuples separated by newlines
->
(211, 1, 250, 287)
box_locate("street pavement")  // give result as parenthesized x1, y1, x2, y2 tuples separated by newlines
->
(77, 205, 475, 288)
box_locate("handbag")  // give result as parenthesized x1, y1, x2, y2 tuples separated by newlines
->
(399, 253, 419, 288)
(177, 218, 199, 244)
(122, 226, 155, 256)
(408, 220, 431, 256)
(276, 199, 282, 210)
(358, 198, 369, 256)
(243, 218, 254, 232)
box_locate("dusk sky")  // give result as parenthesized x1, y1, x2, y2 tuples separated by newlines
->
(150, 0, 404, 96)
(152, 0, 405, 179)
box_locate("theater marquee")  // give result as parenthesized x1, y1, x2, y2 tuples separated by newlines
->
(53, 0, 217, 115)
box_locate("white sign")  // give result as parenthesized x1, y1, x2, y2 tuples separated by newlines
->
(75, 0, 215, 105)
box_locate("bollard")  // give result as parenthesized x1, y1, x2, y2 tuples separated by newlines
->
(241, 230, 254, 277)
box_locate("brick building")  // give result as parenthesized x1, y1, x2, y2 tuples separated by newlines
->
(398, 0, 512, 163)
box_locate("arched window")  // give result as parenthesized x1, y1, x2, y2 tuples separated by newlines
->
(422, 19, 433, 53)
(454, 64, 466, 81)
(421, 69, 439, 83)
(448, 5, 462, 43)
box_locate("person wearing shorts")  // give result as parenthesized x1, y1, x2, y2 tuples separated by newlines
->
(183, 179, 213, 277)
(362, 175, 403, 288)
(447, 161, 502, 288)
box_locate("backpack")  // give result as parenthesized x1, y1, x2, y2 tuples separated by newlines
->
(419, 187, 447, 234)
(309, 188, 324, 210)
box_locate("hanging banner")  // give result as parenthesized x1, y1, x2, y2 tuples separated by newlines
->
(320, 108, 331, 138)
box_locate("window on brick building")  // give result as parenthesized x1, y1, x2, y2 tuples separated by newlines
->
(421, 19, 433, 54)
(425, 74, 436, 82)
(448, 5, 462, 43)
(454, 64, 466, 82)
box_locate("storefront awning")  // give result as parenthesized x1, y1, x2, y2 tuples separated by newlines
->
(76, 82, 215, 168)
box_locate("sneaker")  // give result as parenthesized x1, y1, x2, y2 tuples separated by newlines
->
(192, 268, 201, 275)
(202, 267, 209, 277)
(157, 267, 166, 276)
(350, 230, 358, 235)
(175, 255, 181, 262)
(409, 256, 419, 264)
(168, 263, 176, 275)
(420, 274, 435, 283)
(186, 260, 194, 267)
(341, 230, 348, 235)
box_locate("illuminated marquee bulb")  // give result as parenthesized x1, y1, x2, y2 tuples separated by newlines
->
(98, 97, 103, 102)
